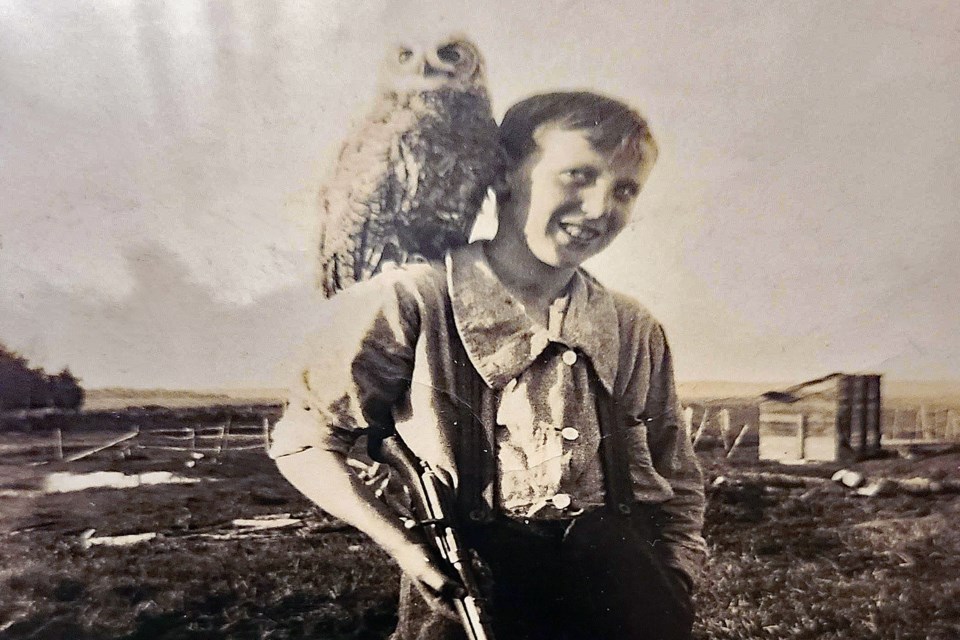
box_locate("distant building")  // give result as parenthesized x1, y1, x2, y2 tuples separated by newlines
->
(758, 373, 882, 462)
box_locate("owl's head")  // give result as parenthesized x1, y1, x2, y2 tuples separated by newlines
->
(379, 35, 487, 96)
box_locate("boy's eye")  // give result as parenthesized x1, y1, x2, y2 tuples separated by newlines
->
(613, 183, 640, 202)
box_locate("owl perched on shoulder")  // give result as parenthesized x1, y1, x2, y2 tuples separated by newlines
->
(316, 35, 500, 297)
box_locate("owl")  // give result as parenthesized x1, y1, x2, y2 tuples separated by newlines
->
(316, 35, 500, 296)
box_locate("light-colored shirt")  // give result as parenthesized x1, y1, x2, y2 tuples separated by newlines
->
(270, 241, 707, 584)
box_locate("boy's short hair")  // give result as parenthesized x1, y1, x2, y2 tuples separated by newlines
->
(499, 91, 657, 168)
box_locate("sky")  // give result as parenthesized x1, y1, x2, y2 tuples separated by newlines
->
(1, 0, 958, 389)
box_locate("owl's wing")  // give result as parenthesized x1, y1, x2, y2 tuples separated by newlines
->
(316, 150, 366, 296)
(351, 132, 423, 282)
(317, 112, 422, 295)
(395, 131, 422, 217)
(389, 95, 500, 260)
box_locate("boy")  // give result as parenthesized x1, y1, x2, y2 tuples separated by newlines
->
(272, 91, 706, 639)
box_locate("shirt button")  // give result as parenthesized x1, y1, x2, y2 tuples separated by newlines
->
(551, 493, 572, 510)
(561, 427, 580, 441)
(562, 350, 578, 366)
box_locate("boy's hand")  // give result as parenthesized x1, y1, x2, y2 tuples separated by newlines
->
(393, 541, 465, 620)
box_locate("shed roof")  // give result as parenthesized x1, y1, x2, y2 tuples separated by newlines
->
(760, 372, 845, 405)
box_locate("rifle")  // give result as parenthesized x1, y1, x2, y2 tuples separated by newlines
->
(372, 434, 496, 640)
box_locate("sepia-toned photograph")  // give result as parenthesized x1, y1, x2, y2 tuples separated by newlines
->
(2, 2, 958, 638)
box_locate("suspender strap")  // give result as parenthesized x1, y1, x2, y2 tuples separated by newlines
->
(368, 305, 493, 523)
(448, 309, 496, 523)
(593, 373, 635, 515)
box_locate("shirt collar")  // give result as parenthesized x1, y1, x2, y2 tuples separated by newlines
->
(447, 242, 619, 393)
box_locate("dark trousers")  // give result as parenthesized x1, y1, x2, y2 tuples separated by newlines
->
(391, 505, 694, 640)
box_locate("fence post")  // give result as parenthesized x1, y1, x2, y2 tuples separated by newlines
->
(211, 426, 224, 454)
(54, 428, 64, 461)
(692, 407, 711, 447)
(719, 409, 732, 451)
(948, 409, 959, 441)
(919, 406, 932, 440)
(222, 415, 231, 454)
(726, 424, 751, 459)
(797, 414, 807, 460)
(699, 407, 711, 436)
(189, 428, 196, 453)
(262, 418, 270, 452)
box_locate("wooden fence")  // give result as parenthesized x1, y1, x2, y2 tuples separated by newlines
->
(685, 406, 755, 458)
(684, 402, 960, 452)
(882, 406, 960, 445)
(36, 417, 274, 464)
(25, 404, 960, 465)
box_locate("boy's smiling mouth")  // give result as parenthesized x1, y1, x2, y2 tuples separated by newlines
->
(558, 222, 602, 242)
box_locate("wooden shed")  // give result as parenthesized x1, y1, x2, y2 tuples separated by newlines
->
(758, 373, 882, 462)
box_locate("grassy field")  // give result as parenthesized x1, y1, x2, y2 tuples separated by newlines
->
(82, 389, 286, 412)
(1, 423, 959, 639)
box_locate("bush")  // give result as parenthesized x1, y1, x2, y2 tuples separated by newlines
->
(0, 343, 84, 411)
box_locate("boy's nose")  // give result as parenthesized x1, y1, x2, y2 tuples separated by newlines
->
(580, 186, 611, 220)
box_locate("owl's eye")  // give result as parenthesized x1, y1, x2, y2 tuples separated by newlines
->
(561, 167, 597, 186)
(398, 48, 414, 63)
(436, 44, 462, 64)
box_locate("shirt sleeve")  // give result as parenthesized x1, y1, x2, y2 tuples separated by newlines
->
(269, 271, 420, 459)
(637, 323, 708, 587)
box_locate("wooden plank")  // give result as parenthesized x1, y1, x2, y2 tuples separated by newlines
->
(760, 412, 807, 423)
(229, 444, 268, 452)
(805, 436, 837, 461)
(850, 376, 866, 454)
(63, 430, 139, 462)
(759, 435, 801, 461)
(726, 424, 751, 458)
(865, 376, 881, 453)
(717, 472, 828, 488)
(881, 438, 959, 446)
(222, 433, 266, 441)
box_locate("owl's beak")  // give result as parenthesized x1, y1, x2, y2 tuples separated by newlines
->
(423, 61, 453, 78)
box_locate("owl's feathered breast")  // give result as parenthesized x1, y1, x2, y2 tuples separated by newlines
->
(392, 89, 500, 254)
(318, 87, 499, 294)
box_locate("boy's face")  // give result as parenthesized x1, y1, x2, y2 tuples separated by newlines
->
(500, 124, 656, 270)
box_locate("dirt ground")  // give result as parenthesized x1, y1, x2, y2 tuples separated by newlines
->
(1, 434, 958, 639)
